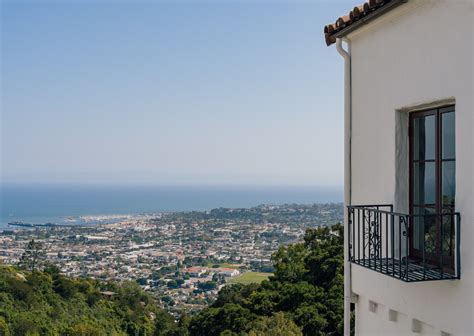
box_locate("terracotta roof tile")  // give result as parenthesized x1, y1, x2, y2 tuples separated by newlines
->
(324, 0, 405, 46)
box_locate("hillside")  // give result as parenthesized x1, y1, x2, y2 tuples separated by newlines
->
(188, 224, 344, 335)
(0, 265, 182, 335)
(0, 224, 343, 336)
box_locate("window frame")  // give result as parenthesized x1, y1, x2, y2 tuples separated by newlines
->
(408, 105, 455, 268)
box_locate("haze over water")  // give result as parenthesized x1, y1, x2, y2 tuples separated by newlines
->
(0, 184, 343, 227)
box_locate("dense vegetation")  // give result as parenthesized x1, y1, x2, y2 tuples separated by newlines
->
(188, 224, 344, 336)
(0, 264, 185, 335)
(0, 224, 343, 335)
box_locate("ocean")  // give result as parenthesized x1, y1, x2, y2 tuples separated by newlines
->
(0, 184, 343, 228)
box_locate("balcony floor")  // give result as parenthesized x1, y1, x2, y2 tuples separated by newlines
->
(352, 258, 458, 282)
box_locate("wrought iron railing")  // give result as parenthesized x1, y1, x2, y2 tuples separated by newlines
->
(348, 205, 460, 282)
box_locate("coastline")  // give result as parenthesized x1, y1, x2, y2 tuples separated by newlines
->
(1, 184, 343, 229)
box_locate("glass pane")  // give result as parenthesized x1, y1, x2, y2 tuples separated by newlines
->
(413, 114, 436, 160)
(413, 162, 436, 205)
(412, 207, 436, 253)
(442, 161, 456, 207)
(442, 112, 455, 159)
(441, 212, 454, 256)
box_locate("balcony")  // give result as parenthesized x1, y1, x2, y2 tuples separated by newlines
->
(348, 205, 460, 282)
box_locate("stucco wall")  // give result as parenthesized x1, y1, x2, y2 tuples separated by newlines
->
(347, 0, 473, 335)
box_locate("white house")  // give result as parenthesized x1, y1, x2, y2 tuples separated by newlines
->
(216, 268, 240, 277)
(325, 1, 473, 335)
(183, 266, 207, 277)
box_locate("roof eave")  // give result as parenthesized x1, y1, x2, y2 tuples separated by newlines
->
(325, 0, 409, 46)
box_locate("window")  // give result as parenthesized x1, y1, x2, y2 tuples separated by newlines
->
(409, 105, 455, 269)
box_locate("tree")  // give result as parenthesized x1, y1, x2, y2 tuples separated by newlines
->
(43, 263, 61, 277)
(212, 273, 225, 284)
(197, 281, 217, 291)
(19, 239, 46, 273)
(0, 316, 11, 336)
(188, 303, 256, 336)
(190, 224, 345, 336)
(271, 243, 307, 283)
(53, 277, 77, 299)
(12, 317, 40, 336)
(0, 265, 176, 335)
(67, 323, 102, 336)
(167, 280, 179, 289)
(212, 283, 259, 308)
(161, 295, 175, 306)
(303, 224, 344, 290)
(136, 277, 148, 286)
(153, 309, 176, 336)
(249, 312, 303, 336)
(117, 281, 149, 310)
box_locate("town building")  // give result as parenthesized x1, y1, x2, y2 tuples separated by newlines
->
(216, 268, 240, 277)
(325, 0, 473, 335)
(183, 266, 207, 277)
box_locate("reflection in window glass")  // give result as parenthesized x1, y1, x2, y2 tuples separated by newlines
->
(413, 207, 436, 253)
(442, 214, 454, 256)
(442, 112, 455, 159)
(442, 161, 456, 207)
(410, 106, 456, 265)
(413, 162, 436, 205)
(413, 114, 436, 160)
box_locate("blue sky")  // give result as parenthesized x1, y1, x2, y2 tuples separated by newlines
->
(1, 0, 358, 186)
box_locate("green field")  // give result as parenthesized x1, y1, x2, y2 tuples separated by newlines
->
(227, 272, 273, 284)
(206, 263, 243, 269)
(217, 263, 243, 269)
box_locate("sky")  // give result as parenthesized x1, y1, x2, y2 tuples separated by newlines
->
(1, 0, 358, 187)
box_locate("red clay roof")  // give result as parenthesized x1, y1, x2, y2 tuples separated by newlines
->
(324, 0, 404, 46)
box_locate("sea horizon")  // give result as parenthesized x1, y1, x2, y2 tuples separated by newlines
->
(0, 183, 343, 228)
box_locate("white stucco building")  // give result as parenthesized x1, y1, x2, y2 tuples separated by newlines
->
(325, 0, 473, 335)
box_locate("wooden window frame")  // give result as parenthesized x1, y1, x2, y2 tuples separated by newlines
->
(408, 105, 455, 268)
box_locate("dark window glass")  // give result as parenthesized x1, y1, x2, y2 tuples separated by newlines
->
(413, 114, 436, 160)
(441, 214, 454, 256)
(442, 161, 456, 207)
(442, 112, 455, 159)
(413, 162, 436, 205)
(409, 106, 455, 268)
(412, 206, 436, 253)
